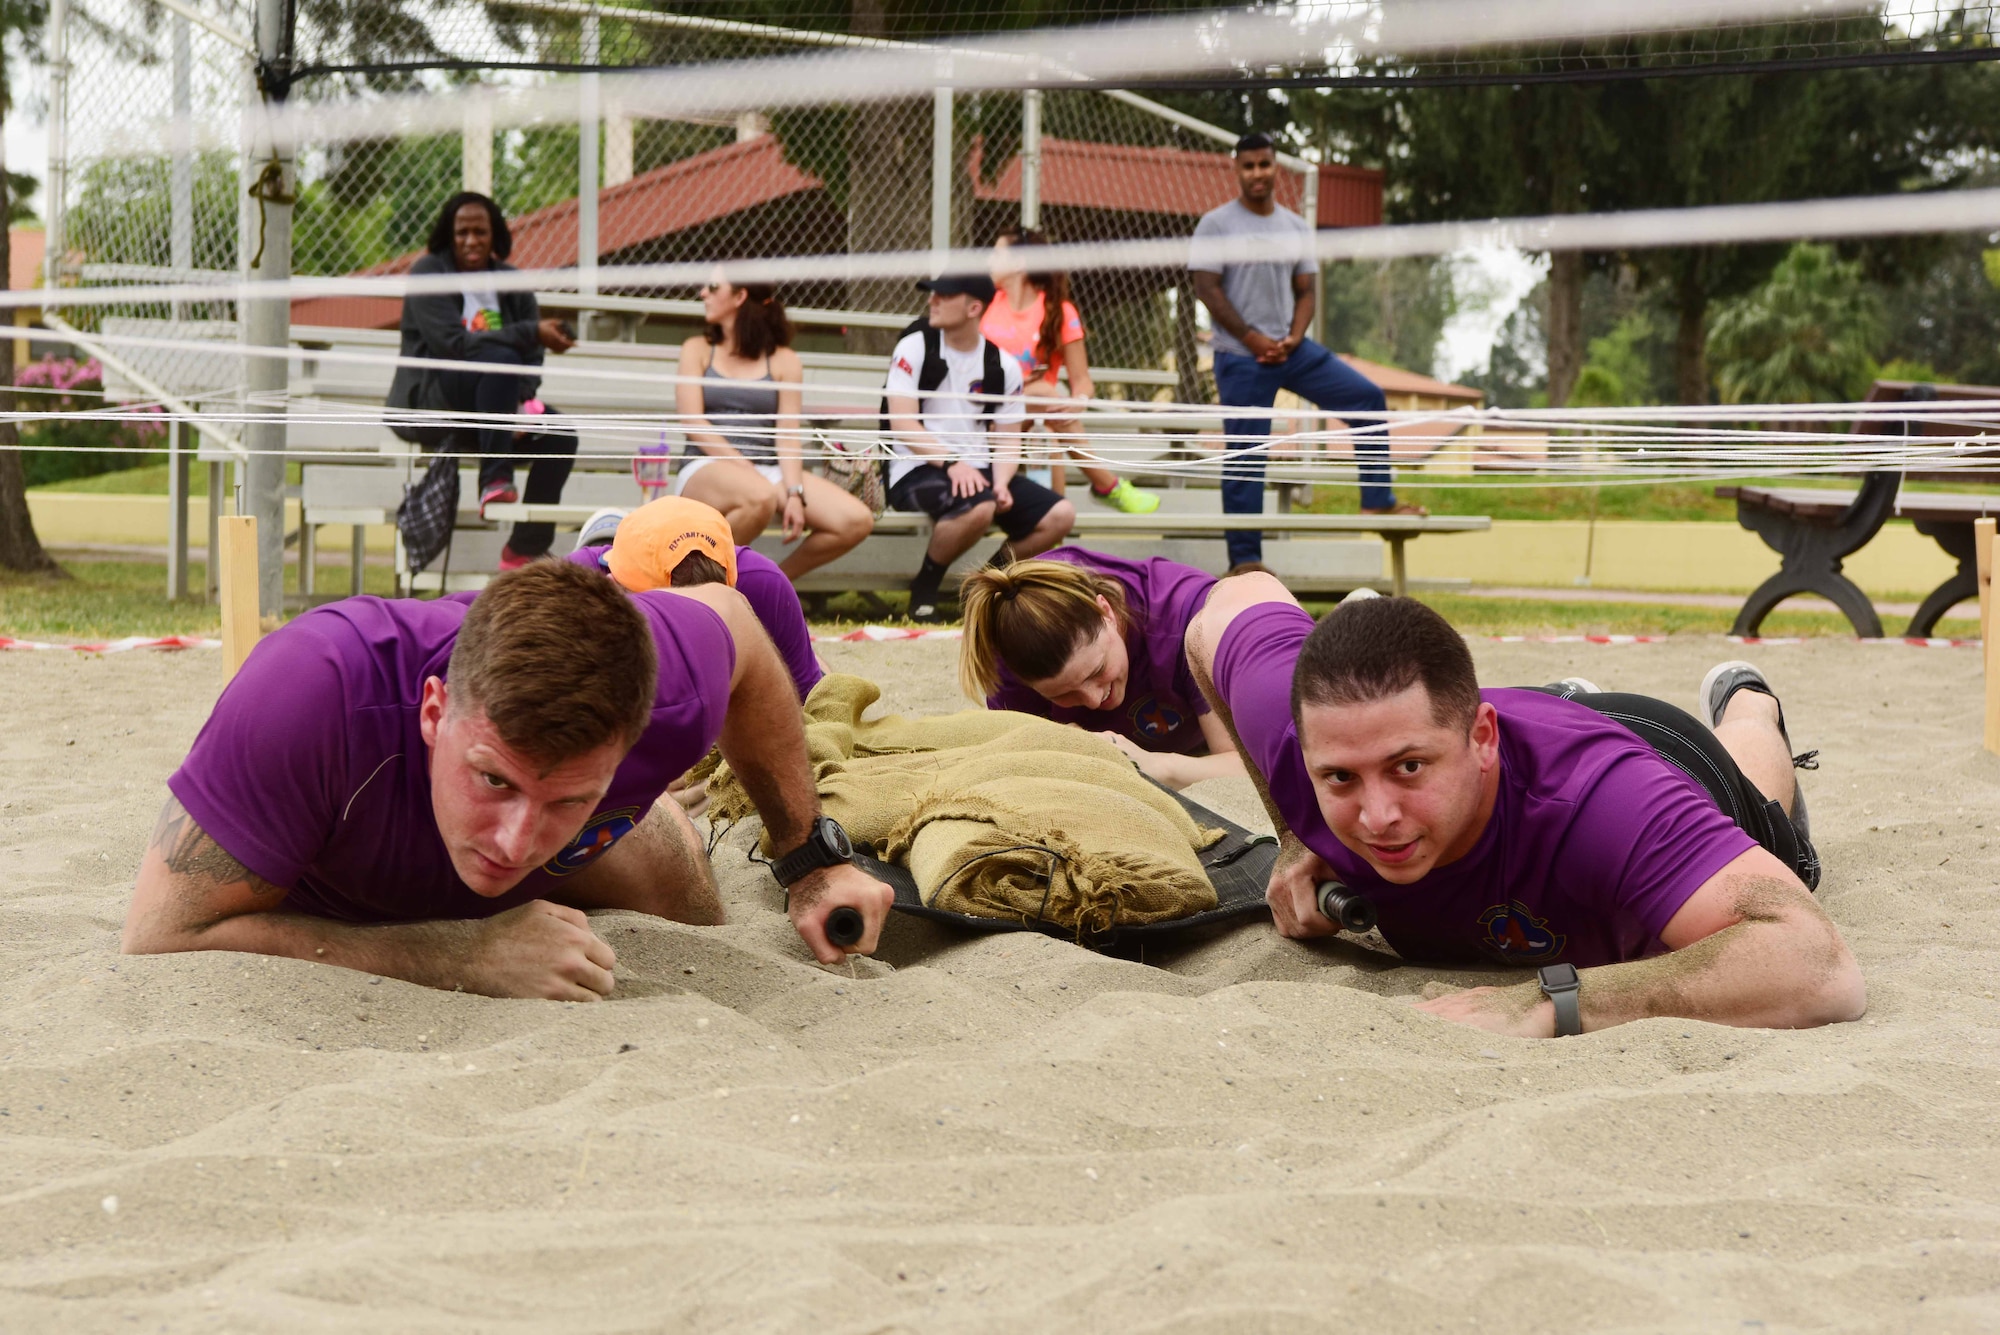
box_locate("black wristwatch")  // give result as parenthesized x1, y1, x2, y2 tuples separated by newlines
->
(1538, 963, 1582, 1038)
(769, 816, 854, 888)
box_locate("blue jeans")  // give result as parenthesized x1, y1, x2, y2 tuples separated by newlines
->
(1213, 340, 1393, 566)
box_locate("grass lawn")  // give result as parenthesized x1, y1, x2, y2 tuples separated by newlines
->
(1302, 473, 2000, 522)
(0, 559, 1976, 642)
(26, 460, 307, 496)
(0, 560, 399, 640)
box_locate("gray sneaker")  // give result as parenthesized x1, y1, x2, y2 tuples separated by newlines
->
(573, 506, 629, 553)
(1544, 677, 1602, 698)
(1699, 660, 1779, 733)
(1700, 661, 1818, 843)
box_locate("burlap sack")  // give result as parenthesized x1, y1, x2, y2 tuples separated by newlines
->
(703, 673, 1222, 931)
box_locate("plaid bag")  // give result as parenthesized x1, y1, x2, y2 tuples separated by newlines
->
(820, 433, 885, 517)
(396, 451, 460, 576)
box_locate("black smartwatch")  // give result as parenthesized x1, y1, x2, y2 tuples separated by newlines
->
(1538, 963, 1582, 1038)
(769, 816, 854, 888)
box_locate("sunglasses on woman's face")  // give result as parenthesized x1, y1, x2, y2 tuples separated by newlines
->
(701, 280, 725, 294)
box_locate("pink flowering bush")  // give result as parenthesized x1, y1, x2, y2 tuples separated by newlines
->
(16, 355, 166, 487)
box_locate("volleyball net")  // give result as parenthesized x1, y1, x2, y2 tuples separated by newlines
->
(17, 0, 2000, 496)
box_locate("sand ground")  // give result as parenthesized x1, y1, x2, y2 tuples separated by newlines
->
(1, 636, 1996, 1333)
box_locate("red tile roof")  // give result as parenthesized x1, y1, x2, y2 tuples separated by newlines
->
(293, 135, 1383, 329)
(1340, 354, 1483, 404)
(970, 138, 1381, 228)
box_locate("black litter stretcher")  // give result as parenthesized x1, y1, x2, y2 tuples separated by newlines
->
(847, 786, 1279, 949)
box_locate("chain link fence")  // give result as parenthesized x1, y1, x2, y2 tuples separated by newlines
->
(46, 0, 1336, 408)
(48, 0, 255, 411)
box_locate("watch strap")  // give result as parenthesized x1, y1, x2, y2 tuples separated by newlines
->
(769, 818, 853, 887)
(1539, 965, 1582, 1038)
(769, 839, 828, 887)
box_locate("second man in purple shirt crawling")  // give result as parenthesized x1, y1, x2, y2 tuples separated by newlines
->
(1184, 575, 1864, 1039)
(566, 497, 825, 701)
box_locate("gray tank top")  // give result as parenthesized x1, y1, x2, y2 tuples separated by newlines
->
(696, 362, 782, 464)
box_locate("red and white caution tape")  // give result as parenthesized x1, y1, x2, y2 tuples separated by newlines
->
(1732, 636, 1981, 648)
(813, 625, 963, 643)
(1, 628, 1975, 654)
(1485, 634, 1669, 645)
(0, 634, 219, 653)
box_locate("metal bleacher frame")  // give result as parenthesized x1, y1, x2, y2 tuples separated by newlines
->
(105, 296, 1489, 602)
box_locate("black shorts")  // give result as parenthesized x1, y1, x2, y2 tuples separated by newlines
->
(1534, 686, 1821, 891)
(887, 464, 1064, 543)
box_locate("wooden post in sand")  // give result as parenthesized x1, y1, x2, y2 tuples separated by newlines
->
(1977, 518, 1995, 643)
(217, 514, 262, 683)
(1985, 522, 2000, 756)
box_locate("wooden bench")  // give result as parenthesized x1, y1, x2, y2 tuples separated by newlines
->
(484, 497, 1488, 598)
(101, 312, 1458, 601)
(298, 464, 642, 596)
(1718, 378, 2000, 637)
(1717, 480, 2000, 636)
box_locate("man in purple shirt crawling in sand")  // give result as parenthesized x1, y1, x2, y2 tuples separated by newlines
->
(121, 560, 894, 999)
(1185, 575, 1865, 1038)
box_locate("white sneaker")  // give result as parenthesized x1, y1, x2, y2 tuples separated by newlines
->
(1340, 587, 1381, 605)
(573, 506, 629, 554)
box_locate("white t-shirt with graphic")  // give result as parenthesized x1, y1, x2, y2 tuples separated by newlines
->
(461, 285, 503, 333)
(883, 329, 1026, 488)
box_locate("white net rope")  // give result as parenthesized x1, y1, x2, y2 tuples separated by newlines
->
(25, 0, 2000, 494)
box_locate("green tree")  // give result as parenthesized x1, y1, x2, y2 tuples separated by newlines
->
(1312, 76, 1614, 406)
(1312, 15, 2000, 406)
(1321, 257, 1460, 377)
(1707, 242, 1882, 406)
(1598, 30, 1997, 405)
(1570, 312, 1665, 408)
(1874, 228, 2000, 386)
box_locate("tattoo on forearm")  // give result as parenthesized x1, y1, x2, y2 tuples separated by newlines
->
(149, 798, 283, 897)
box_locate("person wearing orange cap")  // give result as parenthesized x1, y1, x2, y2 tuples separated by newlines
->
(567, 498, 824, 702)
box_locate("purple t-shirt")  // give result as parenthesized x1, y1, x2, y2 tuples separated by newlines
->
(167, 592, 735, 924)
(985, 546, 1216, 754)
(567, 544, 822, 701)
(1213, 603, 1757, 968)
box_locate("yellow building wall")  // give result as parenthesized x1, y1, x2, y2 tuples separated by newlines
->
(1402, 519, 1960, 597)
(25, 493, 395, 552)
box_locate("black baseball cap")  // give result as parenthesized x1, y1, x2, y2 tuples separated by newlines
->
(917, 273, 996, 304)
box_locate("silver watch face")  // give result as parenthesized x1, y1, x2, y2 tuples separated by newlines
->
(822, 818, 852, 859)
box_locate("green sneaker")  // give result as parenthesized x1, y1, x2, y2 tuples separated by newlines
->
(1093, 478, 1161, 514)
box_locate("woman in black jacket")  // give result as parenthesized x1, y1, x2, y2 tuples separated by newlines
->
(388, 191, 576, 567)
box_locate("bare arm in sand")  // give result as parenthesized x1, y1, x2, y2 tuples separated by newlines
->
(122, 798, 619, 1000)
(1417, 846, 1866, 1035)
(668, 585, 896, 966)
(1183, 572, 1342, 937)
(1100, 711, 1246, 790)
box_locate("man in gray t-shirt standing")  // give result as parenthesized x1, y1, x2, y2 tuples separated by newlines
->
(1190, 132, 1420, 570)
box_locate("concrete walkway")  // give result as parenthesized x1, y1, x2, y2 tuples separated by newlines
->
(1455, 584, 1976, 621)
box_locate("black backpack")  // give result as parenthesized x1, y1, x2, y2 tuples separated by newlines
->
(877, 317, 1006, 450)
